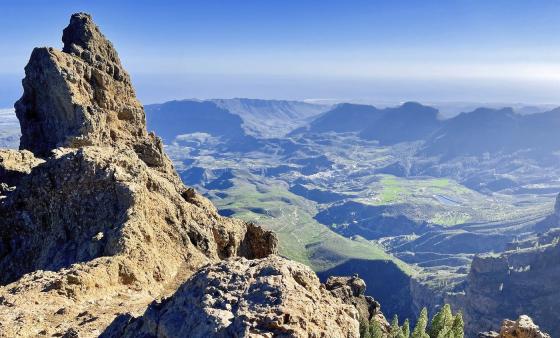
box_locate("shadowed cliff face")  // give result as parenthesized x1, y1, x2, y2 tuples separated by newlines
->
(317, 258, 414, 322)
(145, 100, 247, 142)
(448, 222, 560, 337)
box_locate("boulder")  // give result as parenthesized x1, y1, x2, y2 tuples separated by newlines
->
(325, 275, 390, 334)
(102, 256, 361, 338)
(499, 315, 551, 338)
(0, 149, 43, 188)
(479, 315, 551, 338)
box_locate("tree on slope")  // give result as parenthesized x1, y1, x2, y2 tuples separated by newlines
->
(429, 304, 453, 337)
(450, 312, 464, 338)
(371, 320, 384, 338)
(411, 308, 430, 338)
(402, 318, 410, 338)
(390, 314, 405, 338)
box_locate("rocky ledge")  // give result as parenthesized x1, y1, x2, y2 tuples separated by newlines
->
(103, 256, 372, 337)
(479, 315, 552, 338)
(448, 206, 560, 337)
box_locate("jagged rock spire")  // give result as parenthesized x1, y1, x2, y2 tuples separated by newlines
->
(63, 13, 118, 61)
(1, 13, 280, 337)
(15, 13, 149, 158)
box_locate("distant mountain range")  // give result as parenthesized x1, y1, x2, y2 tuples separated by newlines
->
(6, 97, 560, 162)
(423, 107, 560, 159)
(359, 102, 441, 144)
(294, 103, 384, 134)
(212, 98, 329, 138)
(145, 100, 247, 142)
(145, 99, 329, 141)
(292, 101, 560, 159)
(295, 102, 441, 145)
(0, 109, 19, 149)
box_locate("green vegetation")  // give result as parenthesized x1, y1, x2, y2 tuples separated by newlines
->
(429, 304, 464, 338)
(402, 319, 410, 338)
(431, 179, 451, 188)
(429, 212, 471, 227)
(210, 173, 414, 274)
(412, 308, 429, 338)
(358, 174, 552, 228)
(361, 305, 464, 338)
(378, 176, 405, 204)
(361, 319, 384, 338)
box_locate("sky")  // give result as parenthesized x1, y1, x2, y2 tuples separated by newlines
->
(1, 0, 560, 107)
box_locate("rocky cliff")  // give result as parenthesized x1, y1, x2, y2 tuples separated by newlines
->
(0, 13, 372, 337)
(479, 315, 552, 338)
(448, 220, 560, 337)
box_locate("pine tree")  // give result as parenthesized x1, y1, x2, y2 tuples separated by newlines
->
(390, 314, 405, 338)
(360, 318, 371, 338)
(429, 304, 453, 337)
(402, 318, 410, 338)
(411, 308, 429, 338)
(391, 314, 399, 329)
(370, 320, 384, 338)
(436, 329, 453, 338)
(450, 312, 464, 338)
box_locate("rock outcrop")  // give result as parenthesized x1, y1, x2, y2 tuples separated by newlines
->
(448, 227, 560, 337)
(0, 13, 279, 337)
(478, 315, 551, 338)
(325, 275, 390, 332)
(103, 256, 362, 338)
(16, 13, 149, 159)
(0, 149, 43, 187)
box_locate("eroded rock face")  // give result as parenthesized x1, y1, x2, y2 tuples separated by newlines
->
(0, 146, 273, 286)
(325, 275, 390, 332)
(0, 13, 277, 337)
(325, 276, 391, 334)
(448, 229, 560, 337)
(499, 316, 552, 338)
(16, 13, 149, 158)
(102, 256, 361, 338)
(0, 149, 43, 188)
(479, 315, 552, 338)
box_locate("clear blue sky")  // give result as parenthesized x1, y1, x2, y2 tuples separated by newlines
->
(1, 0, 560, 106)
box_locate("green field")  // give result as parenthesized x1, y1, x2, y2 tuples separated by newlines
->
(209, 173, 414, 275)
(355, 174, 551, 227)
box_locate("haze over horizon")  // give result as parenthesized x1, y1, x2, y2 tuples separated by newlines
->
(2, 0, 560, 106)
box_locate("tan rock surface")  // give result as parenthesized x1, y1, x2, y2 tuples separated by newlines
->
(17, 13, 146, 157)
(0, 149, 43, 189)
(102, 255, 361, 338)
(0, 12, 276, 337)
(499, 316, 551, 338)
(479, 315, 551, 338)
(325, 275, 390, 333)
